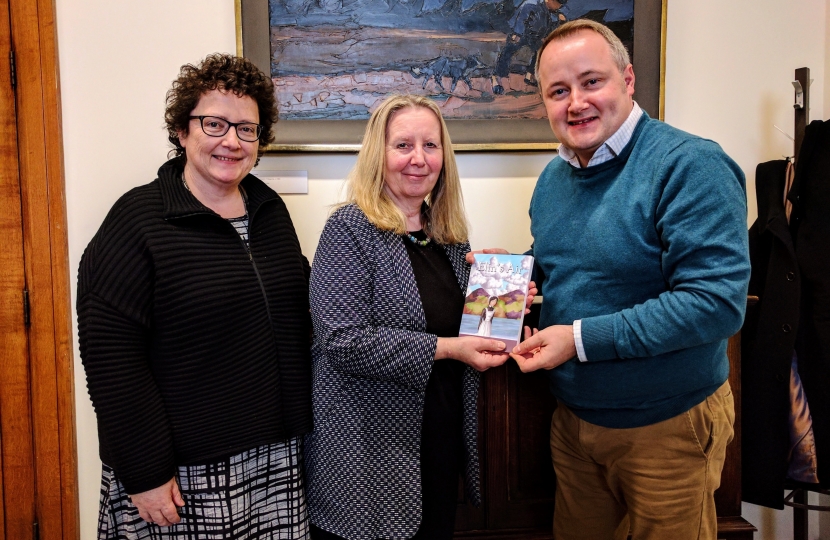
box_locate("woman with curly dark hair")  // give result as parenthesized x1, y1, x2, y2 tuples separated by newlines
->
(77, 53, 313, 539)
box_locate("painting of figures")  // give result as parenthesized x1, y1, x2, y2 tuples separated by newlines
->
(269, 0, 635, 121)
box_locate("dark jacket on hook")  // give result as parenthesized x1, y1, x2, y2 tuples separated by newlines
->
(789, 119, 830, 491)
(742, 159, 801, 509)
(742, 119, 830, 508)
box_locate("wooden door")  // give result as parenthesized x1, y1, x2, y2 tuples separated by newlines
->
(0, 0, 79, 538)
(0, 1, 38, 538)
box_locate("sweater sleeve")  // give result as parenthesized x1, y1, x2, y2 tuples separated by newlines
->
(77, 207, 176, 494)
(309, 213, 435, 390)
(580, 140, 751, 361)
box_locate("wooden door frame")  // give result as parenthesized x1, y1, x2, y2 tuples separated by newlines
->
(2, 0, 79, 537)
(1, 0, 33, 538)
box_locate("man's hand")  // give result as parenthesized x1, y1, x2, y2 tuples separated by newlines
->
(130, 477, 185, 527)
(510, 325, 576, 372)
(465, 248, 510, 265)
(524, 281, 537, 314)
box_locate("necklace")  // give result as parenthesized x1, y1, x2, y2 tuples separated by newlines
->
(405, 233, 431, 247)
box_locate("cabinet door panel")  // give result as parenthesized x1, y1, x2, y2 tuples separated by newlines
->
(507, 365, 557, 503)
(486, 363, 555, 530)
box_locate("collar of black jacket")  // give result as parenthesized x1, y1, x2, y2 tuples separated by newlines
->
(755, 160, 789, 235)
(789, 119, 829, 208)
(156, 156, 279, 220)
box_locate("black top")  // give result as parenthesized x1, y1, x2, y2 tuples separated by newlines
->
(77, 157, 313, 493)
(403, 230, 466, 471)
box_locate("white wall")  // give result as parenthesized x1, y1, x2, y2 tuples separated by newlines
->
(55, 0, 828, 538)
(664, 0, 827, 227)
(56, 1, 240, 533)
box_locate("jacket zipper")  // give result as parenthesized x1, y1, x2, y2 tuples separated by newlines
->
(177, 197, 279, 340)
(231, 204, 276, 332)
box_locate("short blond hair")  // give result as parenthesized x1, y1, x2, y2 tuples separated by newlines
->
(535, 19, 631, 80)
(345, 94, 469, 245)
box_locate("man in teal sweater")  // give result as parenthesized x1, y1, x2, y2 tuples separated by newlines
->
(509, 19, 750, 540)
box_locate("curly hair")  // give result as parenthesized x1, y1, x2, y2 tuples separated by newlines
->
(164, 54, 278, 164)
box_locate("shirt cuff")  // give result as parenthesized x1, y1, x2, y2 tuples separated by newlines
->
(573, 320, 588, 362)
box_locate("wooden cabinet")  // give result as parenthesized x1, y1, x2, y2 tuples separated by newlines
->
(455, 323, 755, 539)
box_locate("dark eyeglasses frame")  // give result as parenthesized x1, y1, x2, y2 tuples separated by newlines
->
(188, 115, 264, 142)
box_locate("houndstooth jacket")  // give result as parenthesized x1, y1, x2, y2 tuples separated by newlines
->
(305, 204, 481, 540)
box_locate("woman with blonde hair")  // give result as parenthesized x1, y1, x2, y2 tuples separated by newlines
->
(305, 94, 510, 540)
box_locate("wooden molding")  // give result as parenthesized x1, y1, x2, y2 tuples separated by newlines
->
(1, 1, 36, 537)
(6, 0, 80, 537)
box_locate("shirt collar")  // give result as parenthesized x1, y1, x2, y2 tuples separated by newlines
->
(558, 101, 643, 169)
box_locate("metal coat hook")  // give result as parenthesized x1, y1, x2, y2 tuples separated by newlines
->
(794, 67, 811, 161)
(793, 80, 804, 109)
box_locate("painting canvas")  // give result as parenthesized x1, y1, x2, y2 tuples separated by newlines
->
(270, 0, 633, 119)
(238, 0, 663, 150)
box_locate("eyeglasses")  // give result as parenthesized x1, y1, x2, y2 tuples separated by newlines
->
(188, 116, 264, 142)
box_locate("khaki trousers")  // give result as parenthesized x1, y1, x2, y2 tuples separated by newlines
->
(550, 382, 734, 540)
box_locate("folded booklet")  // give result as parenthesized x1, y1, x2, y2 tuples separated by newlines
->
(459, 253, 534, 352)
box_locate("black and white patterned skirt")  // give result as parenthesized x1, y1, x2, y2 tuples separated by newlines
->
(98, 439, 309, 539)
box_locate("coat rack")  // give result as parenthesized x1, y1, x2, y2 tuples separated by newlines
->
(793, 67, 810, 160)
(784, 65, 826, 540)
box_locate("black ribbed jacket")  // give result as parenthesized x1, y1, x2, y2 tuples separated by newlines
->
(77, 158, 313, 494)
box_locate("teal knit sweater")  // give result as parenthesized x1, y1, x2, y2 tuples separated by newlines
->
(530, 113, 750, 428)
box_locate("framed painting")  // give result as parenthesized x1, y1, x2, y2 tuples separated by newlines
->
(236, 0, 665, 151)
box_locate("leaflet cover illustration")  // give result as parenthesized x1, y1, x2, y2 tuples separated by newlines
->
(459, 253, 534, 351)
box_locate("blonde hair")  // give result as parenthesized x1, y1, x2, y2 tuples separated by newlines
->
(535, 19, 631, 79)
(345, 94, 469, 245)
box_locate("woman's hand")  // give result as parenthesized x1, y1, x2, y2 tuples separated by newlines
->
(130, 477, 185, 527)
(436, 336, 510, 372)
